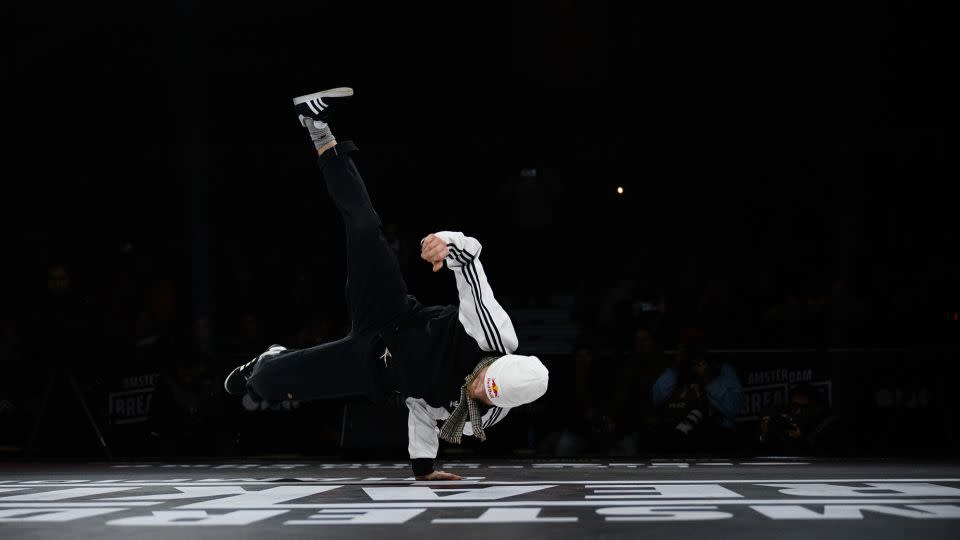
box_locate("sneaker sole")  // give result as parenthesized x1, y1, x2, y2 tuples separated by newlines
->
(223, 365, 244, 394)
(293, 87, 354, 105)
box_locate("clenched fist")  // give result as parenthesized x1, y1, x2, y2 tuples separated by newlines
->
(420, 234, 449, 272)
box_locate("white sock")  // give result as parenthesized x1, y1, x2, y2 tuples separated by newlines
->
(304, 118, 335, 150)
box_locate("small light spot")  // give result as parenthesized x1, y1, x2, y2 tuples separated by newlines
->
(616, 186, 624, 195)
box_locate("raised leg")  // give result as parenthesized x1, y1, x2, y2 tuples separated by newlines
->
(246, 335, 381, 402)
(319, 142, 411, 335)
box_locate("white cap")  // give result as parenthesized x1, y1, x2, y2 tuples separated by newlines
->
(483, 354, 549, 408)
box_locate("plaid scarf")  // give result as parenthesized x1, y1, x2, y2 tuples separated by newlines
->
(439, 355, 500, 444)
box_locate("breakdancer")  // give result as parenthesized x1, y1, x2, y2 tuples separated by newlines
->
(224, 87, 549, 480)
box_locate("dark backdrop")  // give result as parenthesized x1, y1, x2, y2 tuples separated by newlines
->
(4, 1, 955, 459)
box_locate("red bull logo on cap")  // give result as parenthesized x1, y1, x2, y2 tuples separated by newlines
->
(486, 377, 499, 398)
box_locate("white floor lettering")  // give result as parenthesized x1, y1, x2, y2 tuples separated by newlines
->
(597, 506, 734, 521)
(0, 508, 125, 522)
(433, 507, 577, 523)
(176, 486, 342, 509)
(0, 488, 140, 501)
(587, 484, 741, 499)
(750, 504, 960, 520)
(101, 486, 250, 501)
(761, 483, 960, 497)
(0, 476, 957, 529)
(285, 508, 427, 525)
(107, 510, 288, 526)
(363, 485, 553, 501)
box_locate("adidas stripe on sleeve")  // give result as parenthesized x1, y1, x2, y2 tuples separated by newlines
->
(430, 231, 519, 355)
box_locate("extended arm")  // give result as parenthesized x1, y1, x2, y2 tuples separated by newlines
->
(421, 231, 519, 354)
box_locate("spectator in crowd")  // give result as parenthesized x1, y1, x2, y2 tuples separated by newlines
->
(0, 313, 26, 450)
(540, 344, 617, 457)
(159, 314, 223, 454)
(610, 324, 668, 455)
(33, 262, 85, 337)
(26, 261, 102, 373)
(99, 245, 140, 348)
(19, 260, 112, 455)
(595, 277, 636, 348)
(651, 333, 744, 450)
(595, 261, 663, 352)
(758, 382, 845, 455)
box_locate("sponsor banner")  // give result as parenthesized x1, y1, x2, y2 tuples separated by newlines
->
(107, 373, 159, 425)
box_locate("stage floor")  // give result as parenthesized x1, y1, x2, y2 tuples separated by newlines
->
(2, 459, 959, 539)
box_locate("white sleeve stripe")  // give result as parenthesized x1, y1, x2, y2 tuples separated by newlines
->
(464, 260, 507, 353)
(448, 246, 506, 353)
(447, 247, 498, 351)
(485, 407, 508, 428)
(446, 242, 477, 259)
(484, 407, 501, 427)
(445, 246, 486, 341)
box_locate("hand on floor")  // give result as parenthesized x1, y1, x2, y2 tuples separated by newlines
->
(415, 470, 463, 481)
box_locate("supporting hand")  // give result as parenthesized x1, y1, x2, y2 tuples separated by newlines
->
(420, 234, 449, 272)
(415, 470, 463, 481)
